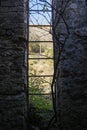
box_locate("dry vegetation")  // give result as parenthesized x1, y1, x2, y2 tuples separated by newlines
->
(29, 26, 54, 92)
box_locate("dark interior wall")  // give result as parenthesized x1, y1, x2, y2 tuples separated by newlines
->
(0, 0, 28, 130)
(53, 0, 87, 129)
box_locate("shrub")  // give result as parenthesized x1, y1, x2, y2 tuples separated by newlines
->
(29, 43, 45, 53)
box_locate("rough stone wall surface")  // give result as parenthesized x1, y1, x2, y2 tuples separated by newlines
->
(53, 0, 87, 129)
(0, 0, 28, 130)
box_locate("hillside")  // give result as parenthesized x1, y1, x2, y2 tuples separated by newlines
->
(29, 26, 52, 41)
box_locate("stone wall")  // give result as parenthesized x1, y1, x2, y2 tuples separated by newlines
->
(0, 0, 28, 130)
(53, 0, 87, 129)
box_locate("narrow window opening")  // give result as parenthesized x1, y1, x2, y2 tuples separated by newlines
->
(28, 0, 56, 129)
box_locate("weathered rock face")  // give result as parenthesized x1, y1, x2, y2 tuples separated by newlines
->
(53, 0, 87, 129)
(0, 0, 28, 130)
